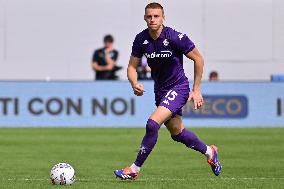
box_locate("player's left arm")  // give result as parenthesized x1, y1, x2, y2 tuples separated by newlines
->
(172, 30, 204, 109)
(185, 48, 204, 110)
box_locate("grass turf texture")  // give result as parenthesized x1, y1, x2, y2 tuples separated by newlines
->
(0, 128, 283, 189)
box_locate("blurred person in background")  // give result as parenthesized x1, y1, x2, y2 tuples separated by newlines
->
(91, 35, 122, 80)
(137, 55, 152, 80)
(209, 71, 219, 81)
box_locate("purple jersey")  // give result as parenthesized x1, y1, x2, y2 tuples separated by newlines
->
(131, 26, 195, 92)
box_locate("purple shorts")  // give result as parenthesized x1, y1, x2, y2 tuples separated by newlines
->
(155, 83, 190, 117)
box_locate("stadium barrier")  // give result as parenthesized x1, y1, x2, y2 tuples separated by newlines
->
(0, 81, 283, 127)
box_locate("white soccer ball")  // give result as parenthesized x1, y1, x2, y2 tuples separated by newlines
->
(50, 163, 76, 185)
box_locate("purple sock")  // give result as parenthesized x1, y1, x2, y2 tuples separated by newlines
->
(171, 129, 207, 154)
(134, 119, 160, 167)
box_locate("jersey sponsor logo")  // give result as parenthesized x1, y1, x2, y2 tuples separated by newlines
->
(143, 40, 149, 45)
(144, 50, 172, 59)
(178, 33, 184, 40)
(163, 39, 169, 46)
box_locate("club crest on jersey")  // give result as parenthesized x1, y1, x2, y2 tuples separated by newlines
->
(144, 50, 172, 59)
(163, 39, 169, 46)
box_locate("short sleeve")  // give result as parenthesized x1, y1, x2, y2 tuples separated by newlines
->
(131, 35, 143, 58)
(92, 50, 99, 62)
(172, 31, 195, 55)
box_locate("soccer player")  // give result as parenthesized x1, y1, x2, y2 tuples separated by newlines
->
(114, 2, 222, 180)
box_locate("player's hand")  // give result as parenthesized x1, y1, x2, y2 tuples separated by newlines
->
(188, 90, 203, 110)
(132, 83, 145, 96)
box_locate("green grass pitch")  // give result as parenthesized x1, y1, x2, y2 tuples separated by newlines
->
(0, 128, 284, 189)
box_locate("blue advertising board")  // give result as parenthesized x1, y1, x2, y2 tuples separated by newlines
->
(0, 81, 283, 127)
(183, 95, 248, 118)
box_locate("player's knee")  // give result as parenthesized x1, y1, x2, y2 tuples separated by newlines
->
(146, 119, 160, 136)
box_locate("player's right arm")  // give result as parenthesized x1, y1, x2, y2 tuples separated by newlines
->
(127, 56, 145, 96)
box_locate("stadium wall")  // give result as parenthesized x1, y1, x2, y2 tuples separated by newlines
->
(0, 0, 284, 81)
(0, 81, 283, 127)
